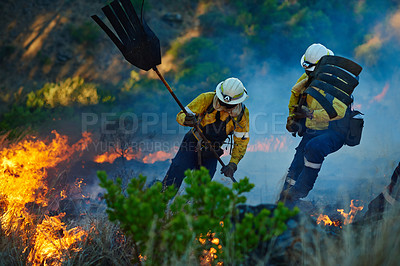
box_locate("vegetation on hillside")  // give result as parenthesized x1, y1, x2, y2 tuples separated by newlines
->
(0, 0, 399, 136)
(0, 1, 398, 265)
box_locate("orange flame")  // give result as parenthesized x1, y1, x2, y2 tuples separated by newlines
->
(28, 213, 87, 265)
(60, 190, 67, 200)
(337, 199, 364, 225)
(94, 148, 175, 164)
(93, 147, 142, 163)
(247, 136, 289, 152)
(0, 131, 92, 264)
(199, 230, 223, 266)
(142, 151, 174, 164)
(316, 214, 340, 227)
(315, 200, 364, 227)
(95, 136, 290, 164)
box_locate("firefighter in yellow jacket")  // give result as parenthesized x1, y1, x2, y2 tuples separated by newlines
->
(162, 77, 250, 190)
(280, 43, 348, 203)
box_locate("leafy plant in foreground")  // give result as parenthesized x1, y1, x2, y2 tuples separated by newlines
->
(98, 167, 298, 265)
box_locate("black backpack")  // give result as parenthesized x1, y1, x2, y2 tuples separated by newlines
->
(329, 104, 364, 146)
(345, 109, 364, 146)
(302, 55, 364, 146)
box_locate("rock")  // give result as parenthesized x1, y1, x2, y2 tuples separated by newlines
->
(237, 204, 329, 265)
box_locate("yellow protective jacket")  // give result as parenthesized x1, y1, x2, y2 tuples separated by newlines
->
(288, 73, 347, 130)
(177, 92, 250, 165)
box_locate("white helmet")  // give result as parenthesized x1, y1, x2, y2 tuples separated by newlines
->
(215, 77, 248, 105)
(300, 43, 334, 71)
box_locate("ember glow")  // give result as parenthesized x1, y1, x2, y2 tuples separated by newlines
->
(199, 231, 223, 266)
(0, 131, 92, 264)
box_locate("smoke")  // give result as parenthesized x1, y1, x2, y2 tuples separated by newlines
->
(233, 50, 400, 206)
(134, 1, 400, 207)
(7, 0, 395, 208)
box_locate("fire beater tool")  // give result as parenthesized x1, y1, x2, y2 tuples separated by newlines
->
(91, 0, 237, 183)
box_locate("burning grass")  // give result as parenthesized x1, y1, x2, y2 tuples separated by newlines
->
(315, 200, 364, 227)
(0, 131, 399, 265)
(303, 205, 400, 266)
(0, 131, 92, 264)
(93, 147, 175, 164)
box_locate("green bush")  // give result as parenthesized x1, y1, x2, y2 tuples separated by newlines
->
(68, 21, 101, 45)
(0, 77, 101, 137)
(26, 77, 99, 108)
(98, 167, 298, 264)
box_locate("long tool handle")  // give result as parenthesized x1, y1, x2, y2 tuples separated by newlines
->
(292, 93, 307, 137)
(152, 67, 237, 183)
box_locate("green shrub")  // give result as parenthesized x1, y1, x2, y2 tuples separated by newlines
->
(98, 167, 298, 264)
(26, 77, 99, 108)
(68, 21, 101, 45)
(0, 105, 49, 139)
(0, 77, 101, 137)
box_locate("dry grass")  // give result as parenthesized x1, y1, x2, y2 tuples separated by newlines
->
(1, 197, 399, 265)
(63, 215, 136, 265)
(300, 205, 400, 266)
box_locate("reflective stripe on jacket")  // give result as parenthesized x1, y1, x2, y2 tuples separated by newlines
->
(177, 92, 250, 165)
(288, 73, 347, 130)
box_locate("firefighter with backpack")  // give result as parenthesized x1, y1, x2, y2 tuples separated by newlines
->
(162, 77, 250, 191)
(280, 43, 362, 205)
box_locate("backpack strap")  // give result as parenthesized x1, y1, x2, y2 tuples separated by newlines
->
(197, 100, 215, 125)
(310, 79, 353, 106)
(205, 101, 214, 114)
(305, 87, 338, 119)
(237, 104, 246, 122)
(304, 55, 362, 120)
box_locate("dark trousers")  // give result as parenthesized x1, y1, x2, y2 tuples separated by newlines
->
(283, 128, 345, 199)
(162, 131, 218, 190)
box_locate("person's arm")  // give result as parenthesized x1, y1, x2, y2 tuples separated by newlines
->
(230, 107, 250, 165)
(288, 73, 309, 117)
(176, 93, 212, 126)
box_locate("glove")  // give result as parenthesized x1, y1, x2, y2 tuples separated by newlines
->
(183, 113, 197, 127)
(286, 116, 299, 133)
(293, 105, 313, 120)
(221, 162, 237, 178)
